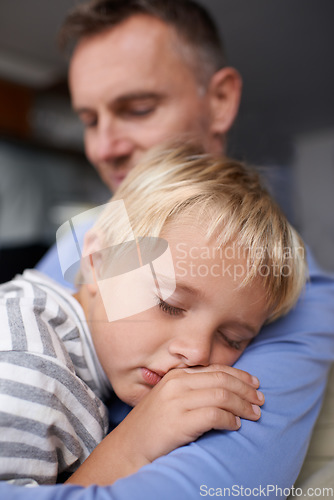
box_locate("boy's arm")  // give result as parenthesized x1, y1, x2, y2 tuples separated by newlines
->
(0, 349, 108, 486)
(4, 254, 334, 499)
(66, 365, 263, 486)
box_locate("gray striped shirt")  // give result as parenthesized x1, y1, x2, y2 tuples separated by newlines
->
(0, 270, 112, 485)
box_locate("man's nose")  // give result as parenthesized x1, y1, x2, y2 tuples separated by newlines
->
(95, 123, 134, 164)
(168, 328, 212, 367)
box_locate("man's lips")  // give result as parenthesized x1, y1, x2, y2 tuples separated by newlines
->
(112, 174, 126, 186)
(141, 367, 164, 386)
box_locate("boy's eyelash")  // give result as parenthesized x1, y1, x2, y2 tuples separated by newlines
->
(158, 298, 183, 316)
(157, 299, 243, 349)
(218, 332, 242, 351)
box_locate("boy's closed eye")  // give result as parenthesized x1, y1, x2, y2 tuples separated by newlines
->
(158, 298, 184, 317)
(157, 297, 251, 352)
(217, 331, 243, 351)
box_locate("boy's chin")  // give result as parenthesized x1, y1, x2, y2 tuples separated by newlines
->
(112, 382, 149, 408)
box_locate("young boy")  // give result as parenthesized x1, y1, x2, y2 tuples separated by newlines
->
(0, 144, 306, 486)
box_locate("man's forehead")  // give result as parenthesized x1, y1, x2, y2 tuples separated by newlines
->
(70, 14, 184, 68)
(69, 14, 198, 105)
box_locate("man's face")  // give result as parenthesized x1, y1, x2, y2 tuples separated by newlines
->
(69, 15, 218, 192)
(80, 222, 269, 407)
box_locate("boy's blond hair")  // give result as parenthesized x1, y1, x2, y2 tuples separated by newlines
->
(90, 143, 307, 322)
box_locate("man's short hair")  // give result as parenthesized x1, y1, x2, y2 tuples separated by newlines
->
(59, 0, 227, 87)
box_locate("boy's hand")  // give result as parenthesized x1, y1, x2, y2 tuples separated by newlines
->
(117, 364, 264, 465)
(67, 364, 264, 486)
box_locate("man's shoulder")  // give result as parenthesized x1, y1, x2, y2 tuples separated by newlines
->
(37, 215, 96, 290)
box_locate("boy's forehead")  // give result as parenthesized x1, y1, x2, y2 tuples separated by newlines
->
(163, 222, 220, 261)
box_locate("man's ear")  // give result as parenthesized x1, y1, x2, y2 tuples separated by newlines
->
(80, 229, 103, 294)
(208, 67, 242, 139)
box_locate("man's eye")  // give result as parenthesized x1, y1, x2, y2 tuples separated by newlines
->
(158, 299, 183, 317)
(79, 116, 97, 128)
(83, 122, 97, 129)
(218, 331, 242, 351)
(128, 107, 154, 117)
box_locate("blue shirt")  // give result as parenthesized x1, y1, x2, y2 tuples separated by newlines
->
(3, 239, 334, 499)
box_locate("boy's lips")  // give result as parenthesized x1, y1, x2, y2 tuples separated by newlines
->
(141, 367, 165, 386)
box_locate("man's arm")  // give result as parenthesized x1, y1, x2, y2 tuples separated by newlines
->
(36, 243, 70, 289)
(9, 251, 333, 500)
(36, 217, 95, 290)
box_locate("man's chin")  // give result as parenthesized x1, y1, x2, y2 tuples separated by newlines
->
(108, 174, 128, 192)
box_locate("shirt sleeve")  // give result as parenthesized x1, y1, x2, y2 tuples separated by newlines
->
(36, 243, 69, 289)
(0, 350, 107, 486)
(36, 218, 95, 291)
(3, 251, 334, 499)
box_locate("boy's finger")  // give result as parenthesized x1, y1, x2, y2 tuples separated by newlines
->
(182, 387, 262, 421)
(184, 407, 242, 435)
(163, 370, 264, 406)
(181, 364, 260, 388)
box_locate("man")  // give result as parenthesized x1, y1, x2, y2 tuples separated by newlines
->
(3, 0, 334, 498)
(37, 0, 241, 287)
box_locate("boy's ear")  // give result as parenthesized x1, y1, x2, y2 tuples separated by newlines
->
(81, 229, 103, 294)
(207, 67, 242, 139)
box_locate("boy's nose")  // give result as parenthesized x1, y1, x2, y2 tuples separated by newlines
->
(168, 329, 212, 367)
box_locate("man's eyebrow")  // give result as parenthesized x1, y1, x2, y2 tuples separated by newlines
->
(73, 106, 92, 114)
(74, 92, 165, 114)
(114, 92, 165, 105)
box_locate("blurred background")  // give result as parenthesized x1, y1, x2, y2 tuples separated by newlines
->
(0, 0, 333, 282)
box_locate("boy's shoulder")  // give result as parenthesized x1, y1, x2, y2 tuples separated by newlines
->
(0, 270, 112, 401)
(0, 272, 109, 485)
(0, 270, 80, 367)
